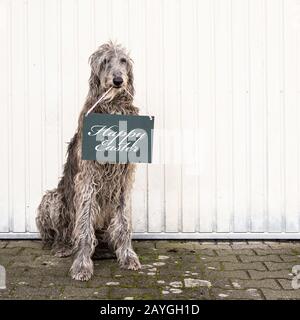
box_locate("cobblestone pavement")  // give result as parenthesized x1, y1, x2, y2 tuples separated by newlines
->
(0, 240, 300, 300)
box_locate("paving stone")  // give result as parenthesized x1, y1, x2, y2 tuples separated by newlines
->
(264, 262, 296, 271)
(248, 241, 272, 249)
(10, 266, 70, 277)
(216, 241, 231, 245)
(0, 289, 13, 299)
(223, 262, 266, 271)
(6, 241, 42, 250)
(8, 275, 42, 288)
(205, 270, 250, 280)
(0, 255, 14, 267)
(132, 241, 156, 254)
(0, 241, 8, 249)
(184, 278, 212, 288)
(203, 262, 222, 271)
(196, 243, 232, 250)
(181, 263, 204, 272)
(135, 275, 165, 288)
(200, 255, 239, 263)
(10, 255, 40, 268)
(231, 279, 280, 290)
(211, 288, 263, 300)
(199, 241, 217, 245)
(231, 242, 269, 249)
(41, 275, 89, 288)
(239, 254, 282, 263)
(159, 269, 190, 276)
(63, 286, 109, 299)
(22, 247, 51, 256)
(155, 241, 222, 251)
(249, 270, 293, 280)
(13, 285, 62, 299)
(13, 295, 60, 300)
(93, 265, 113, 277)
(262, 289, 300, 300)
(229, 241, 246, 245)
(197, 249, 217, 256)
(156, 248, 201, 257)
(280, 255, 300, 262)
(61, 296, 106, 300)
(163, 287, 211, 300)
(0, 247, 23, 256)
(264, 241, 300, 251)
(216, 249, 255, 256)
(210, 278, 233, 289)
(95, 276, 140, 288)
(155, 241, 197, 250)
(277, 279, 294, 290)
(110, 287, 161, 299)
(254, 248, 296, 256)
(178, 254, 201, 263)
(133, 240, 155, 249)
(33, 255, 71, 268)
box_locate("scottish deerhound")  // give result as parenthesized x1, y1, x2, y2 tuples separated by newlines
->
(36, 41, 141, 281)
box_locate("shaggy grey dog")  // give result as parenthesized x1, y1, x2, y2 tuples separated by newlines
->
(36, 41, 141, 281)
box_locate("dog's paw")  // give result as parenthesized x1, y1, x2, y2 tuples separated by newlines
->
(70, 258, 93, 281)
(121, 254, 141, 271)
(126, 257, 141, 270)
(71, 269, 93, 281)
(54, 247, 73, 258)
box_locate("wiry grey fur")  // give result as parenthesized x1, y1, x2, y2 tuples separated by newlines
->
(36, 41, 141, 281)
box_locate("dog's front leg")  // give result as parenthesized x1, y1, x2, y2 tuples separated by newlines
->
(107, 194, 141, 270)
(70, 172, 98, 281)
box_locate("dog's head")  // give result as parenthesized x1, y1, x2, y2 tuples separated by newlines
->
(88, 41, 134, 99)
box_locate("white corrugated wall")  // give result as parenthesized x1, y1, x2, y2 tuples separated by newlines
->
(0, 0, 300, 239)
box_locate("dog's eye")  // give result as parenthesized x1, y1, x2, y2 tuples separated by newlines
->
(120, 58, 127, 64)
(103, 58, 109, 65)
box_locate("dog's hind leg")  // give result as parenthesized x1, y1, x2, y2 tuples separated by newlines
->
(51, 202, 74, 258)
(36, 189, 73, 257)
(107, 194, 141, 271)
(70, 171, 99, 281)
(36, 189, 61, 247)
(53, 226, 73, 258)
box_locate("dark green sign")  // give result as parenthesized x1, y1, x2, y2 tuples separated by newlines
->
(82, 114, 154, 163)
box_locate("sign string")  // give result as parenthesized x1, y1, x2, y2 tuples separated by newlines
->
(85, 86, 153, 120)
(85, 87, 113, 116)
(124, 88, 153, 120)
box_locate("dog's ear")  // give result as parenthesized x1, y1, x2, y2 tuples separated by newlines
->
(88, 70, 100, 97)
(88, 51, 101, 74)
(89, 44, 112, 74)
(127, 62, 135, 96)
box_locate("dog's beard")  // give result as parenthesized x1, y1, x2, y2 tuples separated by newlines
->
(103, 86, 125, 102)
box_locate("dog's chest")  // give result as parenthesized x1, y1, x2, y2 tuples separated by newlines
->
(92, 162, 134, 189)
(110, 108, 122, 115)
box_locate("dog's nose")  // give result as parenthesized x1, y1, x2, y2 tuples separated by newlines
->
(113, 77, 123, 87)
